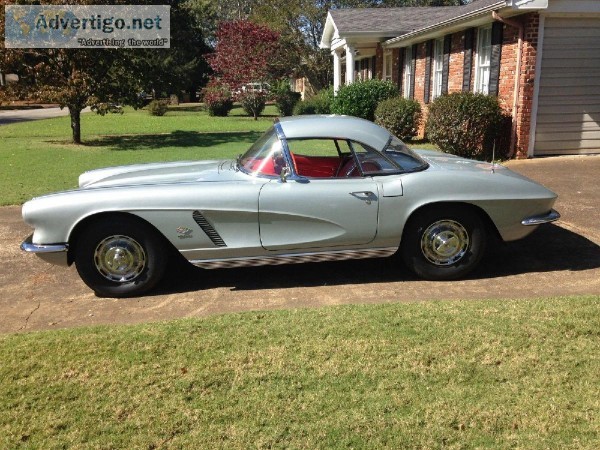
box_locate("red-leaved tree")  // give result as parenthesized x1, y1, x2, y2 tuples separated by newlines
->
(206, 20, 280, 91)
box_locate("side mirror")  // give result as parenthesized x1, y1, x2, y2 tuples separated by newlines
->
(280, 166, 291, 183)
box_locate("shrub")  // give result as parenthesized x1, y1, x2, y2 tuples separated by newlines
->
(202, 80, 234, 117)
(374, 97, 422, 141)
(426, 92, 507, 160)
(237, 90, 267, 120)
(331, 79, 398, 121)
(272, 80, 301, 117)
(147, 100, 168, 116)
(294, 87, 333, 115)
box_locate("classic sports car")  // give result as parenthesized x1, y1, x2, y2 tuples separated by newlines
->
(21, 115, 560, 297)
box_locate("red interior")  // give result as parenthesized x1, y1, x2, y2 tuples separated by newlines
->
(293, 154, 340, 178)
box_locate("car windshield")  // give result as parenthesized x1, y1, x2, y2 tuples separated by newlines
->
(383, 136, 429, 172)
(238, 127, 285, 177)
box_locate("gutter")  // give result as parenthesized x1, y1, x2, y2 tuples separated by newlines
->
(492, 11, 524, 158)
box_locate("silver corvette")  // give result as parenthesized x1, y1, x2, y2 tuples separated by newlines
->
(21, 115, 560, 297)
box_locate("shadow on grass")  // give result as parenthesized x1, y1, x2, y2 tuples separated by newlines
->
(80, 130, 263, 151)
(153, 223, 600, 296)
(168, 105, 206, 113)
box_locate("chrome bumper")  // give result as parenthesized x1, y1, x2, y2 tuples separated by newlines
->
(21, 234, 69, 266)
(521, 209, 561, 226)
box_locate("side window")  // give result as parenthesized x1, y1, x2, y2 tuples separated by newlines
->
(287, 138, 342, 158)
(287, 138, 348, 178)
(351, 142, 399, 176)
(285, 139, 400, 178)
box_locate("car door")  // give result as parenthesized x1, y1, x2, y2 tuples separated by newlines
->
(258, 137, 379, 251)
(259, 178, 379, 251)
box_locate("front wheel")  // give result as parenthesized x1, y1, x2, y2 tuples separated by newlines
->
(74, 217, 167, 297)
(401, 206, 487, 281)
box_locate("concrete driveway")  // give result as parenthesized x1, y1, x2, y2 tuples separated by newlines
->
(1, 155, 598, 334)
(0, 106, 91, 125)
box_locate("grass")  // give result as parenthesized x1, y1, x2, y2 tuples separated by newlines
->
(1, 295, 599, 448)
(0, 104, 277, 205)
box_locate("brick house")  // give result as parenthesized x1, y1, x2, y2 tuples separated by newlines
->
(320, 0, 600, 158)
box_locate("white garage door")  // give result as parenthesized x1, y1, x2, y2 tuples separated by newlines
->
(535, 17, 600, 155)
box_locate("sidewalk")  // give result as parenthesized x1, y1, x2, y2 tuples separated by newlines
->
(0, 106, 91, 125)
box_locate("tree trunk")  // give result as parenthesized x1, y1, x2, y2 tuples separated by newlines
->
(69, 107, 82, 144)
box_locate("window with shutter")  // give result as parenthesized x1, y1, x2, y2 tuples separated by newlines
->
(432, 38, 444, 100)
(475, 26, 492, 94)
(403, 47, 414, 99)
(383, 51, 392, 81)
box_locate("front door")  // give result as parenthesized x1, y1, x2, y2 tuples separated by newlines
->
(258, 178, 379, 251)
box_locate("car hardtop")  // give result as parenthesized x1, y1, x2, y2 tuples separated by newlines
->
(277, 115, 391, 152)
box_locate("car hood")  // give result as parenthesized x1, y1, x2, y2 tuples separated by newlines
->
(78, 159, 242, 188)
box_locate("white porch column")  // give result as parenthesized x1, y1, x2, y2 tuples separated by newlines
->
(345, 45, 355, 85)
(333, 50, 342, 94)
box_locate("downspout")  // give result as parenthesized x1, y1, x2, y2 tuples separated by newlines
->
(492, 11, 523, 158)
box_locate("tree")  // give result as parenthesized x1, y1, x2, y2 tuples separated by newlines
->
(0, 0, 210, 143)
(205, 20, 281, 91)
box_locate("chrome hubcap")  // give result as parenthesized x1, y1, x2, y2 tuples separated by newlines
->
(421, 220, 469, 266)
(94, 235, 146, 283)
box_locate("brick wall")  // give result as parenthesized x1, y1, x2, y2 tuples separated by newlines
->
(378, 13, 540, 156)
(448, 33, 465, 93)
(515, 12, 539, 158)
(414, 43, 428, 111)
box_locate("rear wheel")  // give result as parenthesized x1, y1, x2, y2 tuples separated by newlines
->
(401, 206, 486, 280)
(74, 216, 167, 297)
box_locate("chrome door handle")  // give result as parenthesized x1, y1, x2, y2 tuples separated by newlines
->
(350, 191, 376, 204)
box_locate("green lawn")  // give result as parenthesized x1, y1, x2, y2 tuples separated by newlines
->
(1, 296, 599, 449)
(0, 104, 276, 205)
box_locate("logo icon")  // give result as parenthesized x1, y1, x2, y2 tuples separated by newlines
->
(176, 227, 193, 239)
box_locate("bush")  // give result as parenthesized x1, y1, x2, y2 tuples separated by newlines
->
(272, 80, 301, 117)
(238, 90, 267, 120)
(331, 79, 398, 121)
(294, 87, 334, 115)
(374, 97, 422, 141)
(202, 81, 234, 117)
(147, 100, 168, 116)
(426, 92, 506, 160)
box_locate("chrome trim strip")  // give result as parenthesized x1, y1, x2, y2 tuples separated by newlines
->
(190, 247, 397, 270)
(521, 209, 560, 226)
(21, 234, 68, 254)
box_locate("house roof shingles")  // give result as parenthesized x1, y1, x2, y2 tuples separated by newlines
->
(330, 0, 505, 37)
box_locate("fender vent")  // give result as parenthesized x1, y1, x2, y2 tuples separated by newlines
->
(193, 210, 227, 247)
